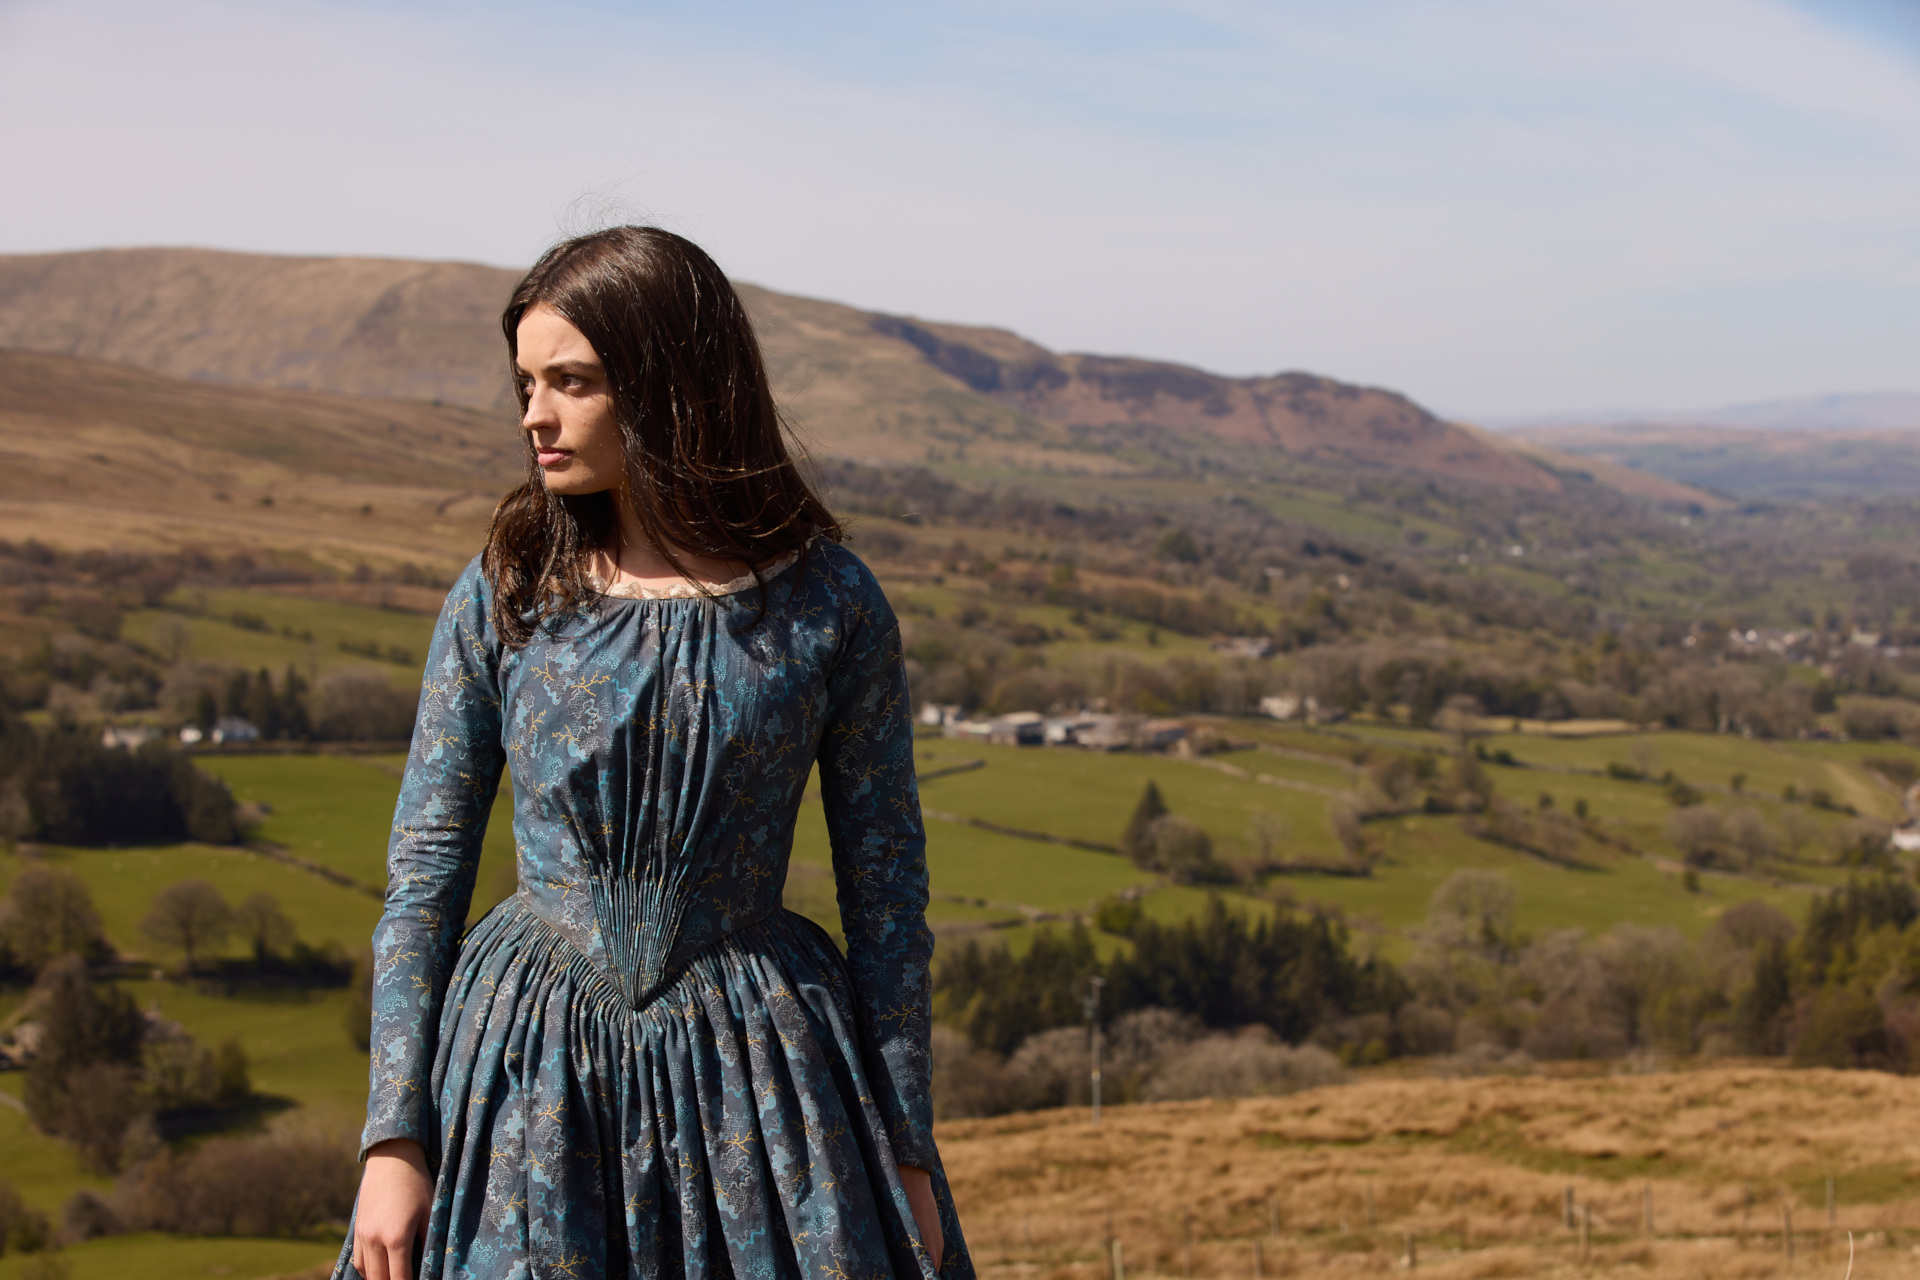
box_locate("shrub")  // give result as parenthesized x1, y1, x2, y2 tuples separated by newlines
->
(312, 667, 418, 741)
(140, 880, 234, 973)
(118, 1133, 358, 1237)
(1142, 1028, 1344, 1101)
(59, 1191, 119, 1243)
(1142, 814, 1227, 884)
(0, 866, 106, 975)
(0, 1180, 53, 1255)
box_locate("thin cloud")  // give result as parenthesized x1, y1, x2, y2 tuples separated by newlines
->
(0, 0, 1912, 415)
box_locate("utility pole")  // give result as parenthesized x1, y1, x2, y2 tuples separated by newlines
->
(1084, 974, 1107, 1125)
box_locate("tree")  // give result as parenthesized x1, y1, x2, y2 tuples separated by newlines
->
(233, 892, 295, 963)
(140, 880, 233, 973)
(1143, 815, 1225, 885)
(0, 866, 106, 974)
(23, 956, 148, 1174)
(1119, 781, 1168, 865)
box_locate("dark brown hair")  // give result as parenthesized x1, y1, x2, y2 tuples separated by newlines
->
(483, 226, 841, 645)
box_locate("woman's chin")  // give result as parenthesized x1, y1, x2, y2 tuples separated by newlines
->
(542, 474, 613, 497)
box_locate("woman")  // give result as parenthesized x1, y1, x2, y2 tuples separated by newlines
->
(338, 227, 967, 1280)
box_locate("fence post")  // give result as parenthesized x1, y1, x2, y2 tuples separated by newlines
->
(1563, 1186, 1574, 1230)
(1184, 1210, 1193, 1280)
(1253, 1238, 1263, 1280)
(1827, 1176, 1836, 1231)
(1269, 1195, 1279, 1240)
(1105, 1208, 1116, 1280)
(1112, 1238, 1125, 1280)
(1365, 1184, 1375, 1229)
(1404, 1231, 1417, 1270)
(1741, 1183, 1752, 1247)
(1579, 1204, 1591, 1267)
(1783, 1201, 1794, 1263)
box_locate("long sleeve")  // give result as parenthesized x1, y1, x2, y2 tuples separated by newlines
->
(361, 559, 506, 1159)
(816, 565, 937, 1170)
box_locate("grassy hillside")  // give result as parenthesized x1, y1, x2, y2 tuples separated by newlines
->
(939, 1067, 1920, 1279)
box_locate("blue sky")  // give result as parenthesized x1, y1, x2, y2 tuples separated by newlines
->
(1, 0, 1915, 418)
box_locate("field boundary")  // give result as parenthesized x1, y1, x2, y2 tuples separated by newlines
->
(249, 842, 383, 900)
(920, 807, 1121, 853)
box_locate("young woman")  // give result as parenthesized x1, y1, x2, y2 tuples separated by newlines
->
(337, 227, 967, 1280)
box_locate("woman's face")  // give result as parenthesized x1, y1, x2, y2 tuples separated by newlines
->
(515, 305, 625, 496)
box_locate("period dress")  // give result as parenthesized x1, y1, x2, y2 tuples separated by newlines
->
(335, 541, 968, 1280)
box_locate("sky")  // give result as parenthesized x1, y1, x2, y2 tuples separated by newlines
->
(0, 0, 1916, 419)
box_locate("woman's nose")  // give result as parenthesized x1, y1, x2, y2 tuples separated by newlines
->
(523, 385, 560, 431)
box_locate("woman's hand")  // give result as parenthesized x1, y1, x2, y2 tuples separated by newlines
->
(900, 1165, 944, 1273)
(352, 1138, 432, 1280)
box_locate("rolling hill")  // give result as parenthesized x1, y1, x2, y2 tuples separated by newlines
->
(0, 246, 1670, 497)
(1510, 421, 1920, 500)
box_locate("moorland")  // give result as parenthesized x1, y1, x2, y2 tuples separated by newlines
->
(2, 248, 1920, 1278)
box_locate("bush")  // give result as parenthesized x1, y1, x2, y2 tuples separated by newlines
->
(1141, 814, 1228, 884)
(118, 1133, 358, 1237)
(140, 880, 233, 973)
(312, 667, 418, 741)
(1142, 1028, 1344, 1101)
(60, 1191, 119, 1243)
(0, 866, 106, 975)
(0, 1179, 53, 1255)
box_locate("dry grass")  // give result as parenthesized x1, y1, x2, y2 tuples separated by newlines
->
(936, 1066, 1920, 1279)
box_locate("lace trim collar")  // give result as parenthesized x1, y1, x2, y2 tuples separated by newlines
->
(592, 548, 802, 601)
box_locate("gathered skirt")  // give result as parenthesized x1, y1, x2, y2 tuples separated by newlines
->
(335, 900, 967, 1280)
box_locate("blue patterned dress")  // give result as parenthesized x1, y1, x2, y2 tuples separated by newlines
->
(335, 541, 968, 1280)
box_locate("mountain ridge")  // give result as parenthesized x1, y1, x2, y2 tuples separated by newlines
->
(0, 246, 1613, 497)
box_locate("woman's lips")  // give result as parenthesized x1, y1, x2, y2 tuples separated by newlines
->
(536, 448, 573, 467)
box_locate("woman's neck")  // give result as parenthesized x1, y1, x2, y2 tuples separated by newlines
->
(594, 499, 749, 591)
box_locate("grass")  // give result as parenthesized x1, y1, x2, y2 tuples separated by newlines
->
(123, 586, 438, 685)
(936, 1066, 1920, 1279)
(912, 741, 1349, 863)
(0, 1233, 338, 1280)
(0, 844, 382, 967)
(1289, 815, 1820, 955)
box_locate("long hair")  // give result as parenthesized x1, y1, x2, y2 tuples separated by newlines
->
(483, 226, 841, 646)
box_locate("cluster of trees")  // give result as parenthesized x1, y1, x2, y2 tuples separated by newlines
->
(1388, 868, 1920, 1072)
(930, 898, 1403, 1117)
(925, 854, 1920, 1120)
(0, 863, 346, 986)
(0, 717, 240, 846)
(17, 956, 250, 1173)
(159, 663, 418, 743)
(59, 1131, 357, 1243)
(0, 863, 357, 1251)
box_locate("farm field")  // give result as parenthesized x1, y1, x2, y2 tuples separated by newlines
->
(938, 1066, 1920, 1279)
(3, 716, 1912, 1277)
(0, 1232, 337, 1280)
(122, 587, 438, 687)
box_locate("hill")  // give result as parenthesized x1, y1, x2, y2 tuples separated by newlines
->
(0, 247, 1621, 495)
(1511, 421, 1920, 500)
(0, 348, 516, 569)
(938, 1067, 1920, 1279)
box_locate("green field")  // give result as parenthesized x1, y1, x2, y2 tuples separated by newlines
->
(4, 712, 1912, 1276)
(0, 1233, 338, 1280)
(122, 587, 438, 686)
